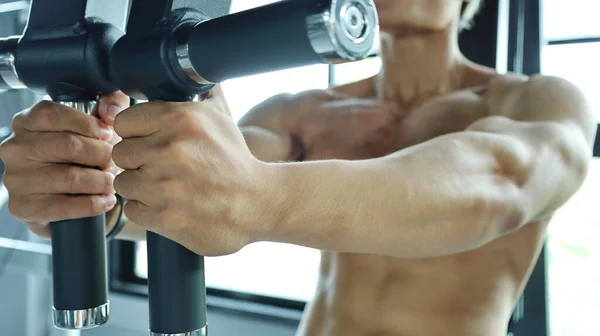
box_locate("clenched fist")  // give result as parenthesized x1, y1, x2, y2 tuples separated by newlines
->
(0, 92, 129, 237)
(112, 99, 277, 256)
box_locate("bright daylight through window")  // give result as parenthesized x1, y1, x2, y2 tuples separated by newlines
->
(542, 2, 600, 336)
(134, 2, 600, 333)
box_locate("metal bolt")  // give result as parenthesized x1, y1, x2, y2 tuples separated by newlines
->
(342, 3, 367, 40)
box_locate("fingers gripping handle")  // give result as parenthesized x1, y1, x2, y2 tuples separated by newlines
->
(51, 101, 110, 330)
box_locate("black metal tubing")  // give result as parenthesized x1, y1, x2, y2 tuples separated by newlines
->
(51, 216, 108, 311)
(16, 0, 124, 98)
(111, 0, 229, 101)
(188, 0, 323, 83)
(146, 232, 207, 333)
(548, 36, 600, 45)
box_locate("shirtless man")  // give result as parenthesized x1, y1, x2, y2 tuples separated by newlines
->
(0, 1, 595, 335)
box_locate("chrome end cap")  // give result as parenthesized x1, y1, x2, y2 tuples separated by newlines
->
(53, 302, 109, 330)
(307, 0, 379, 62)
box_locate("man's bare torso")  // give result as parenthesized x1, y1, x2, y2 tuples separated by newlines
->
(294, 66, 550, 336)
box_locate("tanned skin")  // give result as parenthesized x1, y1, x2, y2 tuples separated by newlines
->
(0, 1, 594, 335)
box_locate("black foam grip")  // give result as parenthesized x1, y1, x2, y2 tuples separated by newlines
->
(188, 0, 322, 83)
(51, 215, 108, 310)
(147, 231, 206, 333)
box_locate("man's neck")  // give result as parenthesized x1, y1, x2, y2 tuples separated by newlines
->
(375, 25, 466, 109)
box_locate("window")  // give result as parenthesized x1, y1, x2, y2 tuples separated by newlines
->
(542, 42, 600, 121)
(542, 41, 600, 336)
(541, 1, 600, 335)
(543, 0, 600, 41)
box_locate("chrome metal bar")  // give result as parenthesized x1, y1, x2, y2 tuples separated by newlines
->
(0, 45, 25, 89)
(59, 101, 97, 115)
(0, 236, 52, 277)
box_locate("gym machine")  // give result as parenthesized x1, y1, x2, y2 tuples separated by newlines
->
(0, 0, 378, 335)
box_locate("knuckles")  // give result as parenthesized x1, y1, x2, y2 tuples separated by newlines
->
(163, 140, 191, 165)
(61, 166, 81, 190)
(56, 133, 83, 158)
(0, 136, 20, 161)
(29, 101, 60, 128)
(165, 106, 207, 136)
(7, 198, 24, 219)
(112, 141, 133, 167)
(2, 173, 23, 191)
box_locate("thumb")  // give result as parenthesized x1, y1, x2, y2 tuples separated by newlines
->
(96, 91, 130, 126)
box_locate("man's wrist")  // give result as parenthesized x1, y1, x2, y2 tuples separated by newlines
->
(254, 160, 353, 246)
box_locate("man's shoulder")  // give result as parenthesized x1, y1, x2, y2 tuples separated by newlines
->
(484, 72, 588, 112)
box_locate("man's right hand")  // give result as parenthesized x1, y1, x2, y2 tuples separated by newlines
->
(0, 93, 128, 237)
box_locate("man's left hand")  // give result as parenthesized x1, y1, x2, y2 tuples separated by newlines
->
(112, 100, 276, 256)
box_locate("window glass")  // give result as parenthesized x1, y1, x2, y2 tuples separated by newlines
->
(544, 0, 600, 41)
(332, 57, 382, 87)
(229, 0, 280, 13)
(542, 42, 600, 121)
(542, 43, 600, 336)
(546, 160, 600, 336)
(221, 64, 329, 122)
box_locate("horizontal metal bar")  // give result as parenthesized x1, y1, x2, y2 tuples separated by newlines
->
(0, 236, 52, 277)
(0, 1, 29, 14)
(547, 36, 600, 46)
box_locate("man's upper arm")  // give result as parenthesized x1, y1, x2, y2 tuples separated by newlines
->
(468, 74, 596, 222)
(237, 90, 337, 162)
(486, 75, 596, 142)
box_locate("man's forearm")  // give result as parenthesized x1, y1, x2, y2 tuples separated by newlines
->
(256, 76, 593, 258)
(262, 133, 528, 258)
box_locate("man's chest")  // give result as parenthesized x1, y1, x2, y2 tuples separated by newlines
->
(300, 85, 492, 161)
(392, 89, 491, 150)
